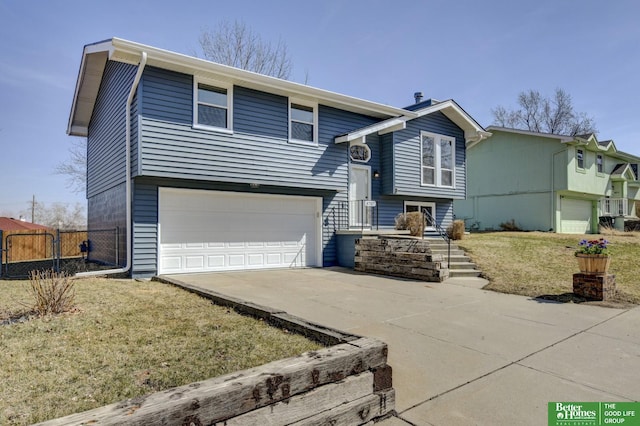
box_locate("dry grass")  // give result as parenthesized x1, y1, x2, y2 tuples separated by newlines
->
(0, 278, 323, 425)
(457, 231, 640, 306)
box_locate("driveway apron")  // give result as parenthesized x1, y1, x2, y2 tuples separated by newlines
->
(165, 267, 640, 426)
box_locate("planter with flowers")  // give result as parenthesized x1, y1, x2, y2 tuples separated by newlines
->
(575, 238, 611, 275)
(573, 238, 615, 301)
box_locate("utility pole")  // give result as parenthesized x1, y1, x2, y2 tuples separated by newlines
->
(31, 194, 35, 223)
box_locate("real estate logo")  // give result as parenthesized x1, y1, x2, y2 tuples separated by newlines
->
(548, 402, 640, 426)
(550, 402, 597, 425)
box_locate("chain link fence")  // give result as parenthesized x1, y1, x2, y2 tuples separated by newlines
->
(0, 228, 121, 279)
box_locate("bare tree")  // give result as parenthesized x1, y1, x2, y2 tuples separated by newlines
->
(492, 88, 597, 136)
(21, 201, 86, 230)
(54, 138, 86, 194)
(199, 20, 293, 79)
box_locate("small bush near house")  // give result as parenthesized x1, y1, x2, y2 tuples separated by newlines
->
(447, 220, 465, 240)
(394, 213, 407, 230)
(395, 212, 424, 236)
(26, 270, 75, 316)
(499, 219, 522, 231)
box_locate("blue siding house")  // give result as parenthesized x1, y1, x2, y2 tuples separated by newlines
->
(68, 38, 489, 278)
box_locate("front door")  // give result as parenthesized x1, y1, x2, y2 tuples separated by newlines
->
(349, 165, 371, 227)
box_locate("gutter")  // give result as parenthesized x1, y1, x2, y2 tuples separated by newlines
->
(76, 51, 147, 277)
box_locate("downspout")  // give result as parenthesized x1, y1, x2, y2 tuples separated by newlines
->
(551, 148, 566, 232)
(76, 51, 148, 277)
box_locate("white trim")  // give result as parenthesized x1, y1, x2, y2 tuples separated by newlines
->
(335, 100, 489, 145)
(193, 77, 233, 132)
(289, 98, 318, 146)
(420, 131, 455, 188)
(347, 163, 372, 228)
(335, 117, 406, 143)
(349, 142, 371, 163)
(349, 164, 372, 202)
(109, 37, 408, 119)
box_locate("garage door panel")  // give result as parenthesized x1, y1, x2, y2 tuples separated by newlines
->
(561, 198, 592, 234)
(158, 189, 320, 274)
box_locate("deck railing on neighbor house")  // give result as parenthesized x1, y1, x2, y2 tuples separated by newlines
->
(599, 198, 629, 217)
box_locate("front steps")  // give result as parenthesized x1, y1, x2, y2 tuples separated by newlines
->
(423, 237, 482, 278)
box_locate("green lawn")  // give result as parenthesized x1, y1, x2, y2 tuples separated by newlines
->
(456, 231, 640, 306)
(0, 278, 323, 425)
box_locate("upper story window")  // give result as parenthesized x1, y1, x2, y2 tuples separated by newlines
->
(289, 100, 317, 145)
(194, 79, 232, 131)
(421, 131, 455, 187)
(596, 154, 604, 174)
(576, 149, 585, 169)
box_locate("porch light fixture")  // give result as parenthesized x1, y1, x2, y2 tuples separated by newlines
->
(373, 170, 380, 179)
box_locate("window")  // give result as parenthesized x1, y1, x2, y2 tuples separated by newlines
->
(596, 154, 604, 174)
(349, 143, 371, 163)
(404, 201, 436, 228)
(421, 132, 455, 187)
(576, 149, 584, 169)
(289, 101, 317, 144)
(194, 80, 232, 131)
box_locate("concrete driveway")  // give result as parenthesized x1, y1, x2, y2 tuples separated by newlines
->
(166, 267, 640, 425)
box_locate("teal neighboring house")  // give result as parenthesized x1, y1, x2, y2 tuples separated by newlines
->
(455, 127, 640, 234)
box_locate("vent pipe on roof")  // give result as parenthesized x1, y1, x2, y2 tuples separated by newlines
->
(414, 92, 424, 104)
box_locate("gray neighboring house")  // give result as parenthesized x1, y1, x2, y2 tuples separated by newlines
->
(67, 38, 489, 278)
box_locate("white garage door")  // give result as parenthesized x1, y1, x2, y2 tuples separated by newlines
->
(560, 198, 592, 234)
(158, 188, 321, 274)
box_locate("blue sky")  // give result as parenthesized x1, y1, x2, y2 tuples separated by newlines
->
(1, 0, 638, 218)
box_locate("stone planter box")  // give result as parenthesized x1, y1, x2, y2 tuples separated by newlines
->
(573, 273, 616, 301)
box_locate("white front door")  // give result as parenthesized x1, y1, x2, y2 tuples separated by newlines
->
(349, 165, 371, 227)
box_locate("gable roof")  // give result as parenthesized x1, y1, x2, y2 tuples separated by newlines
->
(335, 99, 490, 145)
(0, 217, 49, 231)
(485, 126, 640, 162)
(611, 163, 638, 181)
(485, 126, 575, 142)
(68, 38, 414, 137)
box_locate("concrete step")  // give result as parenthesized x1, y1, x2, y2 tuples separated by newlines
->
(423, 237, 482, 277)
(449, 269, 482, 278)
(448, 262, 478, 270)
(431, 249, 466, 256)
(442, 255, 471, 263)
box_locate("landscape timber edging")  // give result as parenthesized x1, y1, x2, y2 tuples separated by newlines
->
(34, 275, 395, 425)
